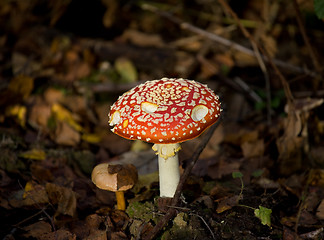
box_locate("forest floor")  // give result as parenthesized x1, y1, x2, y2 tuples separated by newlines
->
(1, 0, 324, 239)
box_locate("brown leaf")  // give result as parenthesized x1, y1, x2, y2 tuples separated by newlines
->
(54, 121, 81, 146)
(8, 75, 34, 100)
(110, 231, 128, 240)
(95, 104, 110, 127)
(46, 183, 77, 217)
(241, 139, 265, 158)
(29, 103, 52, 131)
(110, 210, 129, 229)
(316, 200, 324, 220)
(62, 95, 87, 115)
(85, 214, 106, 233)
(283, 227, 299, 240)
(307, 169, 324, 188)
(198, 56, 220, 79)
(224, 127, 259, 146)
(101, 0, 118, 28)
(44, 88, 64, 105)
(66, 61, 91, 82)
(0, 169, 11, 187)
(22, 181, 49, 207)
(233, 51, 258, 67)
(84, 230, 107, 240)
(99, 132, 132, 156)
(174, 51, 196, 77)
(207, 157, 241, 179)
(215, 53, 235, 68)
(277, 105, 304, 175)
(277, 136, 303, 175)
(30, 162, 54, 182)
(22, 221, 52, 239)
(216, 195, 239, 213)
(260, 34, 277, 57)
(40, 229, 76, 240)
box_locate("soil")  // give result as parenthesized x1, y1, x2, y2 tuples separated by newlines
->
(1, 0, 324, 239)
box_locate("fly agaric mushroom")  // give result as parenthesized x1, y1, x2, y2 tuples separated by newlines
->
(91, 163, 138, 210)
(109, 78, 221, 198)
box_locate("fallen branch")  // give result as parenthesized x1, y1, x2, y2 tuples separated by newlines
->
(218, 0, 299, 116)
(140, 3, 317, 78)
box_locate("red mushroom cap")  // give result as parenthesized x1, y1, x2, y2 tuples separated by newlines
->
(109, 78, 221, 144)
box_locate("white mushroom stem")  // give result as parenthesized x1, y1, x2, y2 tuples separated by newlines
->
(152, 143, 181, 198)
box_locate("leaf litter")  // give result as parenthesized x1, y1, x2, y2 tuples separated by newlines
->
(1, 0, 324, 239)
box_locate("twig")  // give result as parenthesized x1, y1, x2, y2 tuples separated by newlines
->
(143, 119, 222, 240)
(217, 0, 295, 114)
(233, 77, 262, 103)
(190, 213, 216, 240)
(249, 40, 272, 124)
(299, 227, 324, 239)
(161, 205, 216, 239)
(87, 80, 147, 93)
(140, 3, 317, 78)
(292, 0, 323, 89)
(17, 180, 57, 235)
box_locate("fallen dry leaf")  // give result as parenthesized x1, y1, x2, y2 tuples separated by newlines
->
(44, 87, 64, 105)
(46, 182, 77, 217)
(5, 104, 27, 127)
(110, 231, 128, 240)
(95, 104, 110, 127)
(30, 162, 54, 182)
(307, 169, 324, 188)
(101, 0, 118, 28)
(241, 139, 265, 158)
(215, 53, 235, 68)
(52, 103, 83, 132)
(13, 181, 49, 207)
(22, 221, 52, 239)
(54, 121, 80, 146)
(84, 230, 107, 240)
(99, 131, 132, 156)
(174, 51, 196, 77)
(7, 75, 34, 101)
(62, 95, 87, 115)
(19, 148, 46, 161)
(82, 133, 101, 143)
(41, 229, 76, 240)
(198, 55, 220, 79)
(207, 157, 241, 179)
(316, 200, 324, 220)
(28, 103, 52, 131)
(216, 195, 239, 213)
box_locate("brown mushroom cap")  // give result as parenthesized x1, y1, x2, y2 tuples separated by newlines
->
(109, 78, 222, 144)
(91, 163, 138, 192)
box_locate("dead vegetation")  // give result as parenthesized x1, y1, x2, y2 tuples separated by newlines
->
(1, 0, 324, 239)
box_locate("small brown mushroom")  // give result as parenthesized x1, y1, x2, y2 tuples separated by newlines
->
(91, 163, 138, 211)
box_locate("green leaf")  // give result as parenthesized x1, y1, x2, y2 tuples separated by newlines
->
(232, 171, 243, 179)
(314, 0, 324, 19)
(252, 169, 264, 178)
(254, 206, 272, 227)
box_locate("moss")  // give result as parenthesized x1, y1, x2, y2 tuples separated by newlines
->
(161, 212, 213, 240)
(126, 201, 158, 223)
